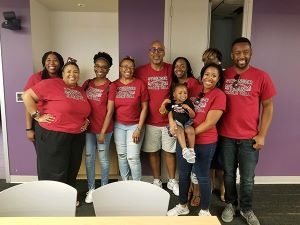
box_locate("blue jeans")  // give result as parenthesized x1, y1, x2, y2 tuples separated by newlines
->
(176, 141, 216, 210)
(114, 122, 144, 181)
(220, 136, 259, 212)
(85, 132, 112, 189)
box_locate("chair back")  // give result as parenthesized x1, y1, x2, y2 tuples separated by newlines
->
(0, 180, 77, 216)
(93, 180, 170, 216)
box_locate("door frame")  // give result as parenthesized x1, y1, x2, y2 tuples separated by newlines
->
(242, 0, 253, 39)
(0, 37, 10, 182)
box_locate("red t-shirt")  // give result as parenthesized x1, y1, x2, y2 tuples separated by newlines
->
(24, 71, 60, 112)
(191, 84, 226, 144)
(218, 66, 276, 139)
(24, 71, 43, 91)
(108, 78, 149, 125)
(135, 63, 172, 126)
(32, 78, 91, 134)
(186, 77, 200, 97)
(83, 79, 113, 134)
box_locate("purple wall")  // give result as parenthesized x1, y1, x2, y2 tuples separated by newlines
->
(119, 0, 165, 67)
(0, 0, 36, 175)
(119, 0, 165, 175)
(1, 0, 299, 177)
(251, 0, 300, 175)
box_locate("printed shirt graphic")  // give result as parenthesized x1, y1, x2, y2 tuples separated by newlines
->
(83, 79, 113, 133)
(32, 78, 91, 134)
(191, 87, 226, 144)
(167, 99, 194, 126)
(147, 76, 169, 90)
(109, 79, 149, 125)
(135, 63, 172, 126)
(218, 66, 276, 139)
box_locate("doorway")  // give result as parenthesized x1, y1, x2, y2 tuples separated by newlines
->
(209, 0, 252, 68)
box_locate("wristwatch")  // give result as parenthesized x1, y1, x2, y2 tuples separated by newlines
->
(31, 110, 40, 119)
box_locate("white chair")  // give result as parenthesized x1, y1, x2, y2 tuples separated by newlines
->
(0, 180, 77, 216)
(93, 180, 170, 216)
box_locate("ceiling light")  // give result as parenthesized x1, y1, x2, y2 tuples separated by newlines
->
(77, 3, 85, 7)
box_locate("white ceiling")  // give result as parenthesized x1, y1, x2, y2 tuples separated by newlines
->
(211, 0, 244, 18)
(35, 0, 118, 12)
(34, 0, 243, 16)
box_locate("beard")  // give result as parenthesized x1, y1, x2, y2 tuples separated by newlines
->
(233, 59, 250, 70)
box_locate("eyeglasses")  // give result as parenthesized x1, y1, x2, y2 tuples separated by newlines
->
(120, 65, 134, 70)
(149, 47, 165, 54)
(94, 65, 109, 70)
(232, 74, 240, 88)
(194, 92, 205, 105)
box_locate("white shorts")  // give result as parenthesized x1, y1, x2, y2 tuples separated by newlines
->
(142, 124, 176, 153)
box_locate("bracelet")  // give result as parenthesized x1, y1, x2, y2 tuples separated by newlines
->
(26, 128, 33, 131)
(160, 108, 167, 115)
(136, 127, 141, 132)
(31, 110, 40, 119)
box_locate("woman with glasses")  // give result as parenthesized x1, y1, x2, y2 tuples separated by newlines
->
(109, 56, 149, 181)
(83, 52, 114, 203)
(167, 63, 226, 217)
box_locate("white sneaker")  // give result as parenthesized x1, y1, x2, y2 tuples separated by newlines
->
(85, 188, 94, 203)
(153, 179, 162, 188)
(167, 179, 179, 196)
(167, 204, 189, 216)
(198, 209, 211, 216)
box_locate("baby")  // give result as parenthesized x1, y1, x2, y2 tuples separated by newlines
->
(166, 83, 196, 163)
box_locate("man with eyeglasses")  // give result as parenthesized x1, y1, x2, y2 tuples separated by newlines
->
(135, 40, 179, 196)
(218, 37, 276, 225)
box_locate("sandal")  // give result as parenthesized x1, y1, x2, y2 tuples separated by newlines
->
(190, 195, 200, 207)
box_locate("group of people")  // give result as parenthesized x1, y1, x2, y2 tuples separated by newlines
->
(22, 37, 276, 225)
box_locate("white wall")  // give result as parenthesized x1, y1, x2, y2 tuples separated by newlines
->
(30, 0, 52, 72)
(50, 11, 119, 84)
(30, 2, 119, 84)
(164, 0, 210, 78)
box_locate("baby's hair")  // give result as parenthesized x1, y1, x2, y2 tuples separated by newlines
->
(173, 83, 188, 92)
(93, 52, 113, 67)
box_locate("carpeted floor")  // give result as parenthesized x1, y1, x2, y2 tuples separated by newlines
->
(1, 179, 300, 225)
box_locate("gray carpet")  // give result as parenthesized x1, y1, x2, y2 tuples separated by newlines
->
(1, 179, 300, 225)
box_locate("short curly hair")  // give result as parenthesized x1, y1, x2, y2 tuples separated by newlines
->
(93, 52, 113, 68)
